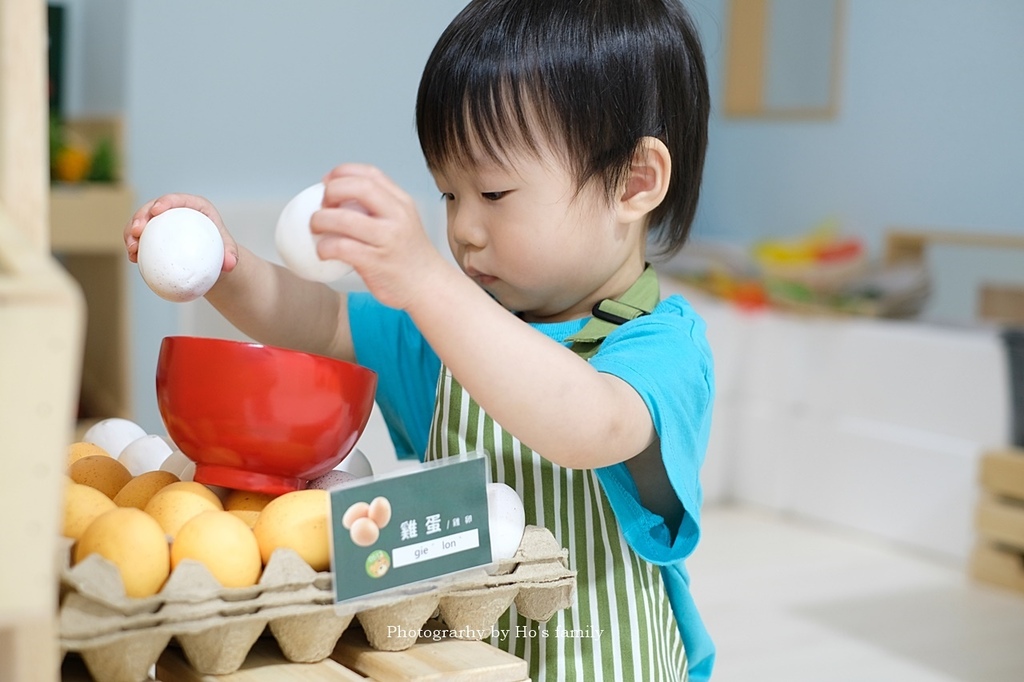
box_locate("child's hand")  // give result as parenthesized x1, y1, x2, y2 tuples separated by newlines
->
(124, 194, 239, 274)
(314, 164, 449, 311)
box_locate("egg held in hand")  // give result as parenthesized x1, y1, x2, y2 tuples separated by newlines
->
(275, 182, 361, 283)
(137, 207, 224, 302)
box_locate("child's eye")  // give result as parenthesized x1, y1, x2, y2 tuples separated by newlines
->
(439, 192, 455, 202)
(481, 191, 508, 202)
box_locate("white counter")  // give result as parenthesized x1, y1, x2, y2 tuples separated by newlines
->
(668, 276, 1011, 563)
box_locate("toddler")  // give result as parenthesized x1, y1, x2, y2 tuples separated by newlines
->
(125, 1, 714, 679)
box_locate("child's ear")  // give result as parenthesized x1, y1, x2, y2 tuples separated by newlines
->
(617, 136, 671, 224)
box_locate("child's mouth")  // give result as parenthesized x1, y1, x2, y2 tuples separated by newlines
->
(465, 267, 497, 287)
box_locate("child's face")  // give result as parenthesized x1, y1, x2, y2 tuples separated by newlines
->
(432, 141, 643, 323)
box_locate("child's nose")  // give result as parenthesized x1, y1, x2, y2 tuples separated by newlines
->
(448, 206, 487, 249)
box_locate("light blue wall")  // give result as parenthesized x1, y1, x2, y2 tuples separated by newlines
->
(119, 1, 468, 431)
(693, 0, 1024, 245)
(64, 0, 1024, 432)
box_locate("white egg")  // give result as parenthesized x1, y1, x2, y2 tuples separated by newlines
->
(334, 447, 373, 478)
(83, 418, 147, 459)
(118, 435, 175, 476)
(179, 460, 197, 482)
(159, 449, 193, 478)
(486, 482, 526, 561)
(307, 469, 360, 491)
(275, 182, 357, 282)
(137, 207, 224, 302)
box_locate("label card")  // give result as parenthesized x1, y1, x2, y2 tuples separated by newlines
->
(329, 455, 492, 603)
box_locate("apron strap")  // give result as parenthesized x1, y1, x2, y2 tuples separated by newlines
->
(566, 264, 661, 359)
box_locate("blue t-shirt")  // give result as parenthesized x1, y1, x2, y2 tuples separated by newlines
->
(348, 291, 716, 681)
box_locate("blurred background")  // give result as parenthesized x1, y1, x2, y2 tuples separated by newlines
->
(47, 2, 1024, 678)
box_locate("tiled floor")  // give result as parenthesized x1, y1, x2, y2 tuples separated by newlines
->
(687, 505, 1024, 682)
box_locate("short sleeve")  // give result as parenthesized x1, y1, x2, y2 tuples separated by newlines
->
(589, 295, 714, 565)
(347, 292, 441, 460)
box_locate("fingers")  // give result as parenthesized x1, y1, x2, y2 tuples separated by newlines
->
(124, 198, 158, 263)
(310, 204, 380, 248)
(321, 164, 409, 215)
(123, 194, 238, 273)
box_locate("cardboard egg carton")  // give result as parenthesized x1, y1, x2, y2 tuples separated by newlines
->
(58, 526, 575, 682)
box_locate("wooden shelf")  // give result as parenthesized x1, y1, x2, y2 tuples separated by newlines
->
(51, 183, 134, 253)
(50, 182, 135, 425)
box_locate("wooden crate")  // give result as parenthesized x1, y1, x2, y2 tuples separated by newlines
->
(970, 448, 1024, 593)
(153, 627, 529, 682)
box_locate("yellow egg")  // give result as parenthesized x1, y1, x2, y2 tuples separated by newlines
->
(144, 481, 223, 539)
(74, 507, 171, 598)
(62, 482, 117, 540)
(113, 470, 180, 509)
(68, 454, 133, 499)
(166, 481, 223, 507)
(67, 441, 112, 469)
(253, 489, 330, 570)
(172, 511, 262, 588)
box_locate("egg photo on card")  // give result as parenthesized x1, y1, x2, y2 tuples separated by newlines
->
(137, 207, 224, 302)
(275, 182, 358, 283)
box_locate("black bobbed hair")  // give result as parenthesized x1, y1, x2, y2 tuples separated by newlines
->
(416, 0, 709, 256)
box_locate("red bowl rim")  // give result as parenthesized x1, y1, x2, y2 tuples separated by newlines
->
(158, 335, 377, 378)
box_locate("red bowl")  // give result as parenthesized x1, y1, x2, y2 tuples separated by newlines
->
(156, 336, 377, 495)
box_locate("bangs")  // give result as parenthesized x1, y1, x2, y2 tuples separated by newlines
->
(417, 45, 558, 173)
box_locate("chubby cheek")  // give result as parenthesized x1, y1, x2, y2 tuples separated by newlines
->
(447, 232, 462, 264)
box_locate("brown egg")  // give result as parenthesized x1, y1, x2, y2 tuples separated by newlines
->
(349, 516, 380, 547)
(224, 489, 278, 529)
(68, 455, 133, 499)
(113, 470, 180, 509)
(67, 441, 112, 469)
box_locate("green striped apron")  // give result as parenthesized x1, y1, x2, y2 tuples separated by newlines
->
(426, 267, 688, 681)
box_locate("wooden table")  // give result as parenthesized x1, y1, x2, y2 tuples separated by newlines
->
(154, 627, 530, 682)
